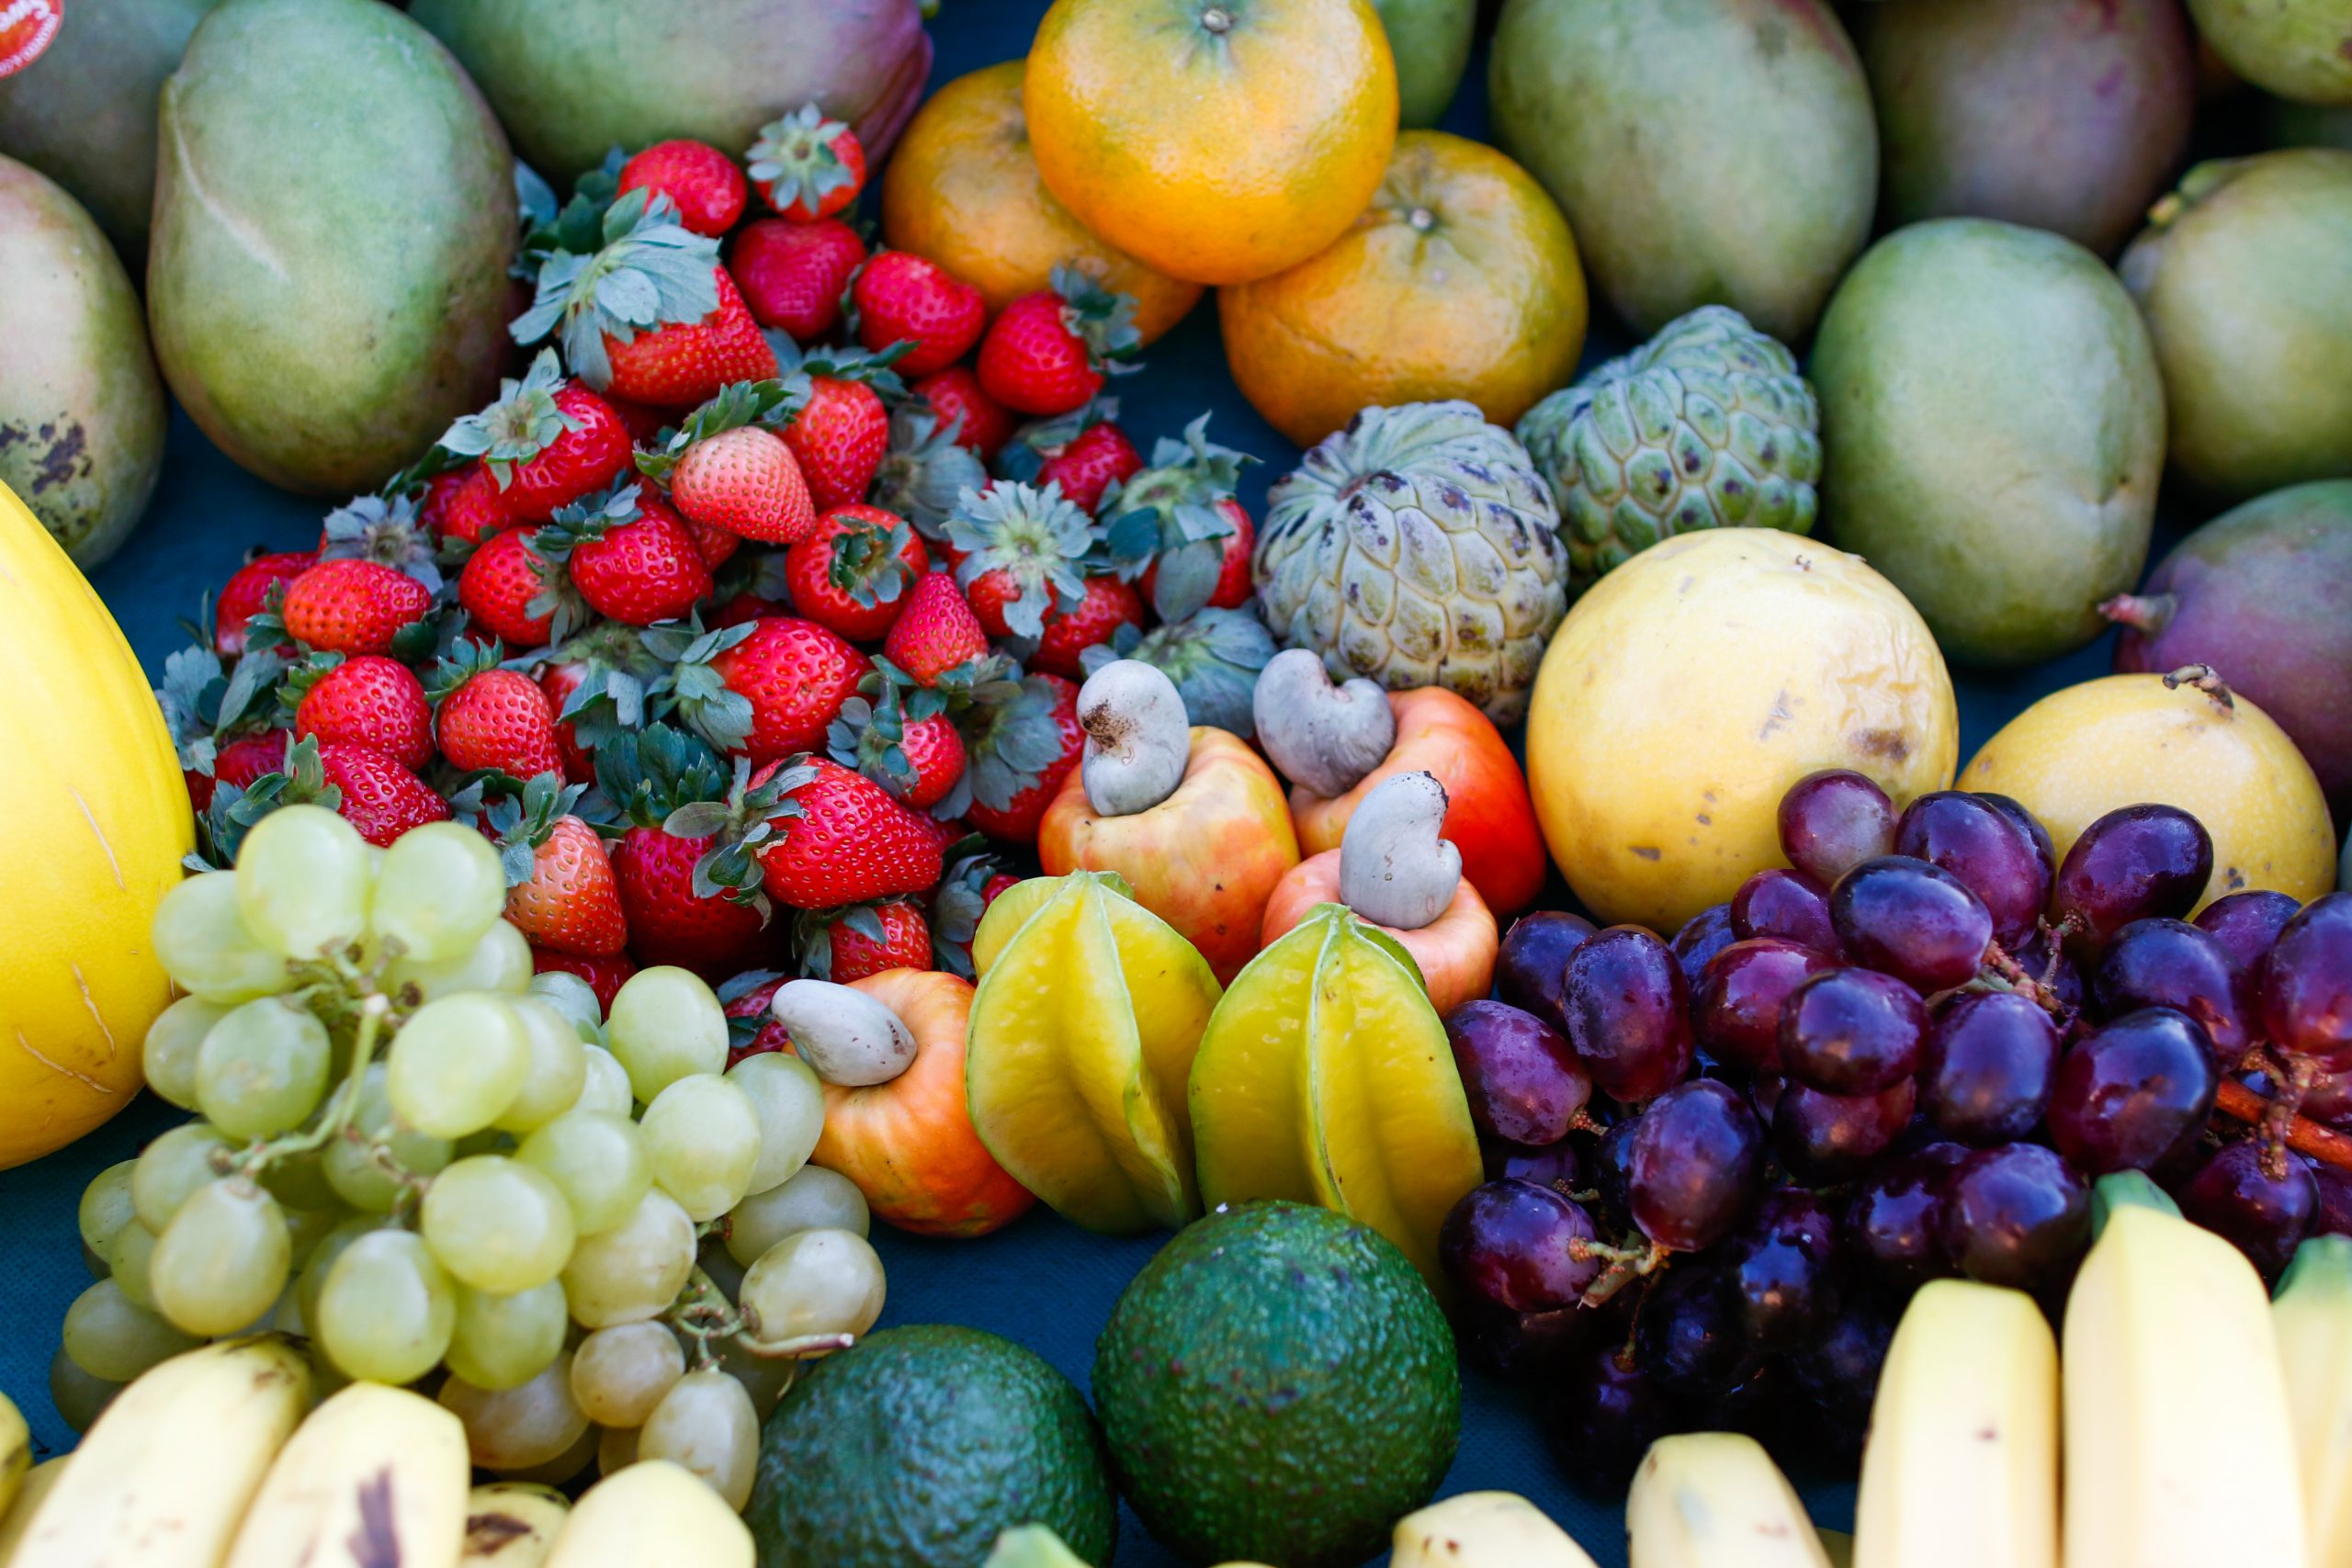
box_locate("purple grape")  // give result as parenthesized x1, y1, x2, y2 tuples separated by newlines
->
(1670, 904, 1739, 990)
(1496, 911, 1599, 1036)
(2052, 804, 2214, 953)
(2177, 1139, 2317, 1281)
(1978, 793, 2058, 888)
(1919, 990, 2060, 1144)
(2045, 1008, 2220, 1174)
(1748, 1070, 1788, 1126)
(1787, 1293, 1898, 1459)
(1564, 926, 1696, 1102)
(1487, 1139, 1582, 1190)
(1723, 1189, 1844, 1349)
(1779, 769, 1898, 886)
(1831, 855, 1996, 992)
(1732, 869, 1839, 952)
(2315, 1164, 2352, 1238)
(1445, 1000, 1591, 1146)
(1773, 1077, 1917, 1182)
(2302, 1068, 2352, 1131)
(1593, 1117, 1635, 1230)
(1544, 1346, 1681, 1491)
(2008, 924, 2087, 1014)
(1938, 1143, 2090, 1290)
(1459, 1300, 1596, 1380)
(1694, 938, 1838, 1073)
(2196, 889, 2303, 1016)
(2263, 892, 2352, 1066)
(1635, 1264, 1755, 1403)
(1894, 791, 2052, 946)
(1439, 1179, 1602, 1313)
(1626, 1080, 1765, 1251)
(2092, 918, 2247, 1059)
(1779, 967, 1928, 1094)
(1847, 1143, 1968, 1289)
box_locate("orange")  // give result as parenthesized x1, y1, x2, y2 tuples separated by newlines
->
(1219, 130, 1589, 448)
(878, 60, 1204, 345)
(1024, 0, 1399, 287)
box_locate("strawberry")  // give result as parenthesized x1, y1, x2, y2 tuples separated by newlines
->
(604, 396, 671, 446)
(684, 756, 944, 911)
(683, 516, 741, 570)
(870, 405, 988, 539)
(720, 972, 790, 1066)
(983, 874, 1021, 908)
(943, 482, 1095, 640)
(1035, 421, 1143, 514)
(913, 367, 1014, 459)
(729, 218, 865, 341)
(975, 265, 1140, 417)
(657, 615, 867, 762)
(418, 469, 469, 537)
(440, 351, 635, 525)
(961, 672, 1083, 844)
(848, 252, 984, 378)
(1031, 574, 1147, 679)
(800, 898, 930, 982)
(216, 729, 292, 796)
(533, 946, 637, 1011)
(288, 653, 433, 772)
(538, 483, 714, 627)
(434, 643, 565, 780)
(597, 725, 775, 977)
(483, 776, 629, 958)
(604, 266, 778, 408)
(783, 504, 927, 643)
(458, 526, 561, 648)
(215, 551, 314, 656)
(315, 493, 442, 592)
(781, 375, 890, 513)
(435, 467, 511, 547)
(1102, 412, 1261, 621)
(747, 105, 866, 221)
(880, 570, 989, 686)
(536, 619, 664, 784)
(279, 558, 434, 657)
(668, 425, 814, 545)
(316, 741, 451, 846)
(616, 139, 747, 238)
(828, 686, 967, 811)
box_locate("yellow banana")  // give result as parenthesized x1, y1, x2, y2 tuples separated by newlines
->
(0, 1461, 69, 1566)
(2064, 1175, 2306, 1568)
(1391, 1491, 1598, 1568)
(13, 1336, 310, 1568)
(2276, 1233, 2352, 1566)
(1852, 1279, 2057, 1568)
(459, 1483, 570, 1568)
(540, 1461, 751, 1568)
(1625, 1433, 1828, 1568)
(225, 1382, 469, 1568)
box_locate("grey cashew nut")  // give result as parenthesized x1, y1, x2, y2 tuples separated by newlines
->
(767, 978, 918, 1088)
(1339, 771, 1463, 931)
(1079, 660, 1190, 818)
(1252, 649, 1397, 798)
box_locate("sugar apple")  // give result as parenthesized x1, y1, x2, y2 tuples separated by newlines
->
(1255, 400, 1566, 724)
(1516, 306, 1820, 592)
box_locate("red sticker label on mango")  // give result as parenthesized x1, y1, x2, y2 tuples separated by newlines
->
(0, 0, 60, 79)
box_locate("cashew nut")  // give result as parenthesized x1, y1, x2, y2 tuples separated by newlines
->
(768, 978, 918, 1088)
(1338, 771, 1463, 931)
(1252, 649, 1397, 798)
(1078, 660, 1191, 818)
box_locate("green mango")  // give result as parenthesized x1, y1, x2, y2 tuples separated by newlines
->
(1370, 0, 1477, 128)
(1813, 219, 2164, 668)
(0, 157, 165, 569)
(0, 0, 220, 265)
(147, 0, 514, 497)
(2188, 0, 2352, 106)
(1488, 0, 1876, 341)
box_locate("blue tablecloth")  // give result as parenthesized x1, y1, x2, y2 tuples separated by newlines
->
(0, 5, 2142, 1562)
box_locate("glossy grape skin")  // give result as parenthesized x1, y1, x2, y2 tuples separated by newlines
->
(1831, 856, 1995, 993)
(2052, 804, 2215, 953)
(1563, 927, 1695, 1103)
(1496, 912, 1598, 1035)
(2301, 1067, 2352, 1131)
(1919, 991, 2060, 1144)
(1670, 905, 1738, 990)
(1636, 1263, 1756, 1404)
(1894, 792, 2051, 947)
(1438, 1179, 1602, 1313)
(1486, 1140, 1580, 1192)
(2093, 918, 2247, 1060)
(2264, 893, 2352, 1065)
(1694, 939, 1838, 1073)
(1779, 769, 1897, 886)
(1544, 1346, 1682, 1492)
(2314, 1164, 2352, 1239)
(2177, 1139, 2316, 1281)
(1625, 1080, 1764, 1251)
(1778, 967, 1927, 1094)
(2045, 1008, 2220, 1174)
(1722, 1189, 1843, 1349)
(1772, 1077, 1917, 1182)
(1444, 1001, 1591, 1146)
(1731, 870, 1839, 953)
(1979, 793, 2058, 879)
(2197, 890, 2303, 1015)
(1786, 1293, 1898, 1461)
(1938, 1142, 2090, 1290)
(1847, 1143, 1968, 1290)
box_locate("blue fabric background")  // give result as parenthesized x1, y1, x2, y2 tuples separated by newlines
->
(0, 4, 2153, 1562)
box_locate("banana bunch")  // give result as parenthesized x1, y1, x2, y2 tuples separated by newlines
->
(1623, 1434, 1834, 1568)
(2277, 1233, 2352, 1568)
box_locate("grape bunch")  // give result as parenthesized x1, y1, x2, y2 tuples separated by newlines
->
(1441, 770, 2352, 1485)
(60, 805, 883, 1508)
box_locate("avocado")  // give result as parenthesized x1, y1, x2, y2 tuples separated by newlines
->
(1091, 1202, 1460, 1568)
(749, 1325, 1116, 1568)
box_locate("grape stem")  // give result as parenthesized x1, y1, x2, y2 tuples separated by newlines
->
(2213, 1076, 2352, 1173)
(221, 990, 390, 1181)
(1980, 940, 2068, 1016)
(662, 1267, 854, 1374)
(1572, 1235, 1668, 1306)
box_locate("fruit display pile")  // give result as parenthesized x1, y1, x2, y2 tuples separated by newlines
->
(3, 0, 2352, 1563)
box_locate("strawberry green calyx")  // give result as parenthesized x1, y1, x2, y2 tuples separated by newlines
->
(1104, 412, 1255, 618)
(673, 754, 822, 915)
(945, 481, 1096, 639)
(423, 634, 519, 706)
(634, 378, 797, 484)
(510, 188, 722, 390)
(997, 398, 1118, 487)
(927, 834, 1003, 978)
(478, 772, 591, 887)
(441, 349, 584, 488)
(516, 147, 628, 275)
(1047, 263, 1143, 374)
(829, 514, 921, 611)
(871, 405, 987, 538)
(641, 615, 761, 756)
(592, 720, 732, 830)
(773, 334, 911, 398)
(190, 735, 337, 872)
(161, 643, 285, 778)
(546, 620, 666, 757)
(790, 898, 895, 981)
(319, 491, 446, 593)
(825, 675, 938, 800)
(747, 105, 858, 216)
(537, 479, 639, 554)
(956, 671, 1069, 812)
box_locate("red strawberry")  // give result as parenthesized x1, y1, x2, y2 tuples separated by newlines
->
(616, 139, 747, 238)
(280, 559, 433, 657)
(458, 526, 561, 648)
(784, 504, 927, 643)
(714, 587, 787, 628)
(690, 616, 867, 762)
(1035, 421, 1143, 514)
(215, 551, 314, 656)
(216, 730, 291, 795)
(489, 782, 629, 958)
(418, 469, 469, 536)
(943, 483, 1094, 640)
(604, 396, 671, 446)
(684, 517, 741, 570)
(780, 376, 889, 513)
(316, 742, 451, 846)
(1032, 574, 1147, 679)
(290, 654, 433, 772)
(975, 266, 1140, 417)
(604, 267, 777, 408)
(598, 725, 775, 977)
(810, 898, 930, 982)
(913, 367, 1014, 459)
(963, 673, 1082, 844)
(722, 974, 790, 1066)
(533, 946, 637, 1011)
(669, 425, 815, 545)
(828, 687, 967, 811)
(1141, 502, 1254, 613)
(747, 105, 866, 221)
(435, 467, 511, 547)
(748, 757, 945, 908)
(441, 352, 635, 525)
(1103, 412, 1261, 620)
(880, 570, 989, 686)
(729, 218, 865, 341)
(535, 619, 665, 784)
(315, 493, 443, 595)
(849, 252, 984, 378)
(541, 484, 713, 627)
(982, 873, 1021, 908)
(435, 649, 566, 780)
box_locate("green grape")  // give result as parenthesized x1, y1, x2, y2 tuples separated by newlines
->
(639, 1368, 759, 1510)
(130, 1121, 232, 1234)
(315, 1229, 455, 1384)
(493, 998, 587, 1134)
(572, 1044, 632, 1116)
(439, 1350, 588, 1472)
(596, 1423, 638, 1478)
(280, 1201, 348, 1272)
(387, 993, 530, 1138)
(49, 1345, 122, 1435)
(234, 804, 371, 960)
(559, 1188, 694, 1329)
(150, 1177, 292, 1337)
(503, 1426, 598, 1488)
(514, 1110, 650, 1236)
(296, 1213, 383, 1330)
(322, 1062, 453, 1213)
(372, 822, 506, 963)
(105, 1219, 158, 1309)
(569, 1320, 684, 1427)
(257, 1150, 339, 1215)
(738, 1228, 886, 1346)
(196, 997, 331, 1139)
(605, 966, 726, 1102)
(446, 1280, 569, 1392)
(724, 1166, 869, 1268)
(142, 997, 227, 1111)
(526, 970, 604, 1040)
(696, 1235, 746, 1300)
(727, 1051, 825, 1195)
(77, 1159, 138, 1258)
(384, 919, 533, 1003)
(153, 871, 288, 1003)
(61, 1277, 199, 1382)
(639, 1074, 760, 1223)
(418, 1155, 576, 1293)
